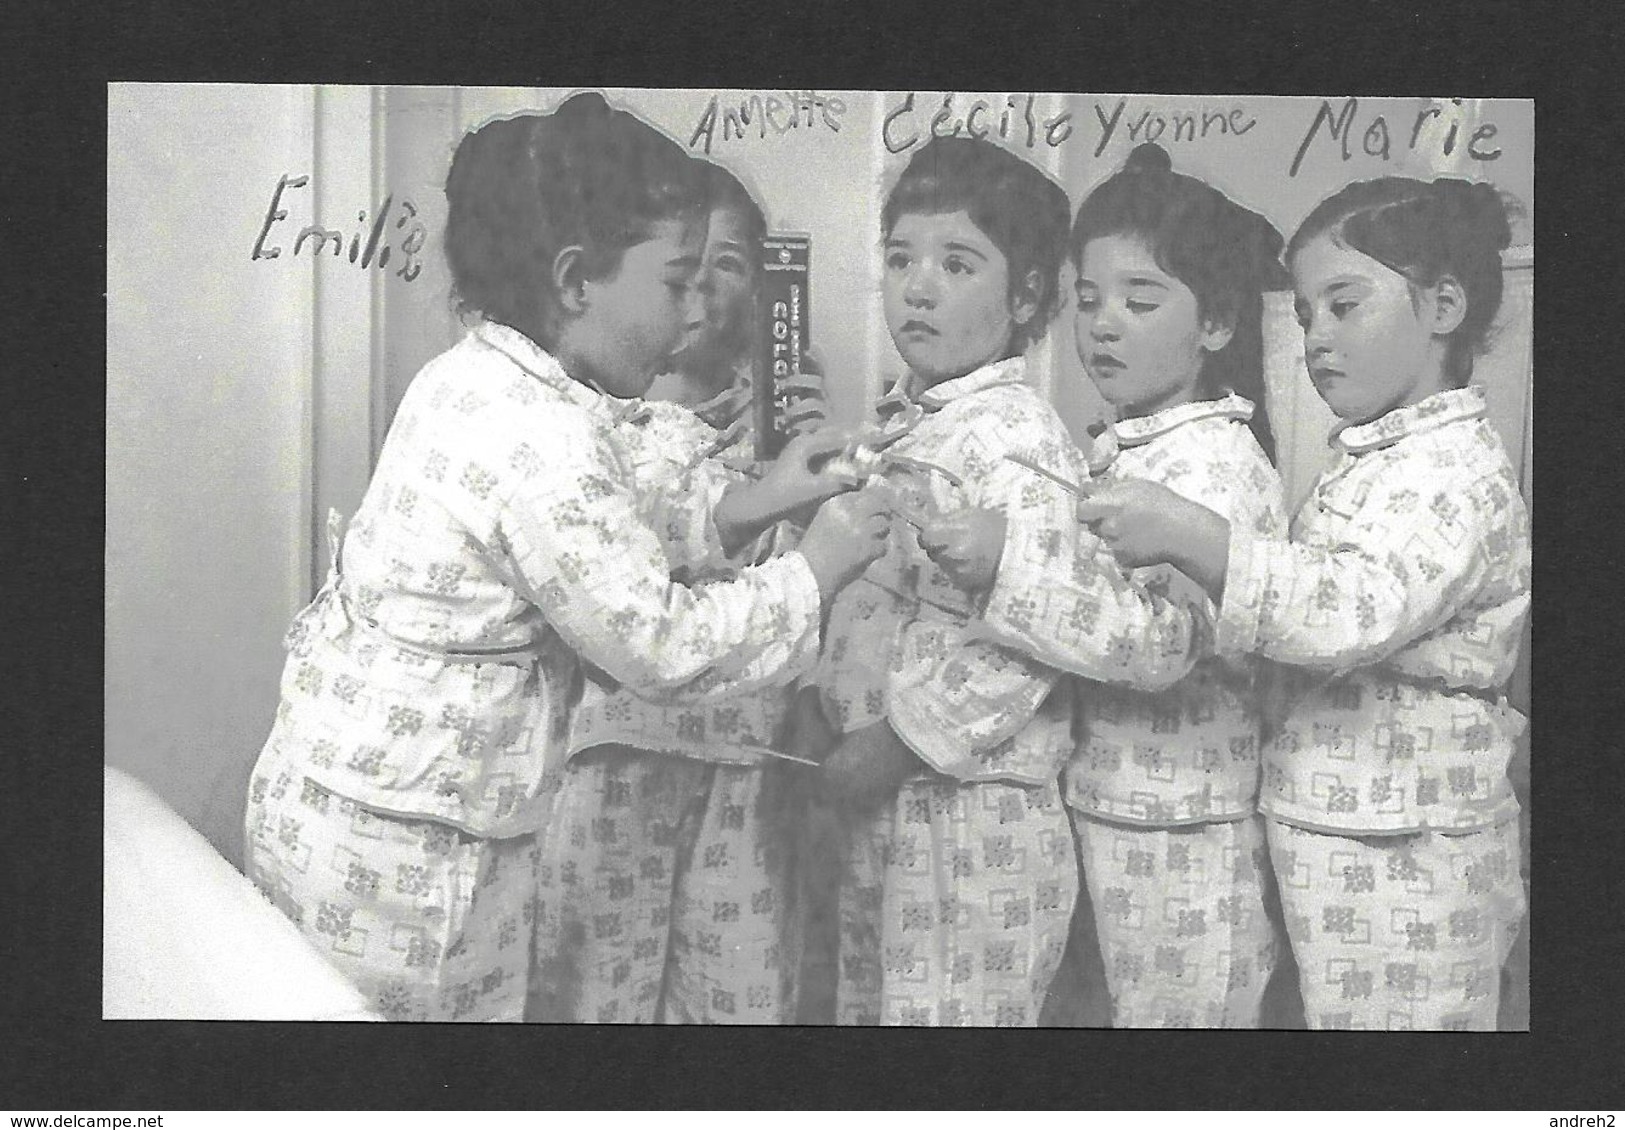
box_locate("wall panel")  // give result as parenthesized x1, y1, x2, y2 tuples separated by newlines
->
(107, 83, 317, 865)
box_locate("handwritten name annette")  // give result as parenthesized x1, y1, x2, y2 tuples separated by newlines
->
(688, 91, 848, 154)
(251, 174, 427, 280)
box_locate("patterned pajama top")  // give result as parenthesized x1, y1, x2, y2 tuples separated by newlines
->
(815, 356, 1084, 786)
(564, 375, 800, 767)
(983, 394, 1287, 826)
(1216, 386, 1531, 835)
(263, 322, 823, 838)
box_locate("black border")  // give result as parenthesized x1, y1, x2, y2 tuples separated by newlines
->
(8, 0, 1624, 1111)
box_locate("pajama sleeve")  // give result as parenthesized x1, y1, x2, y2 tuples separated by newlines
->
(614, 404, 741, 577)
(618, 403, 795, 579)
(981, 426, 1284, 691)
(1217, 463, 1508, 674)
(978, 471, 1215, 694)
(497, 410, 823, 702)
(809, 525, 914, 732)
(885, 398, 1079, 776)
(649, 454, 798, 578)
(980, 523, 1210, 692)
(646, 461, 738, 576)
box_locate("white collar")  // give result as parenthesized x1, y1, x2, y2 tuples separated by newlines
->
(1333, 386, 1488, 454)
(913, 355, 1031, 411)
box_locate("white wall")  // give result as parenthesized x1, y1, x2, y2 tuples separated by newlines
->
(107, 84, 385, 866)
(107, 84, 316, 866)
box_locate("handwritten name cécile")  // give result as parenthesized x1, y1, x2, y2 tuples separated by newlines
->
(684, 92, 1512, 179)
(882, 94, 1258, 156)
(879, 93, 1507, 177)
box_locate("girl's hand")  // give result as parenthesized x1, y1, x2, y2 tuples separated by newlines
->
(782, 346, 829, 438)
(1074, 479, 1201, 566)
(918, 507, 1006, 592)
(819, 719, 922, 813)
(713, 422, 878, 551)
(798, 487, 892, 605)
(1075, 480, 1231, 598)
(761, 422, 877, 511)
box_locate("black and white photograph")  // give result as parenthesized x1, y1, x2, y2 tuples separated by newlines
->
(103, 85, 1533, 1033)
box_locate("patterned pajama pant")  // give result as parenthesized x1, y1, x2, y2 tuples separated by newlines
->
(244, 742, 539, 1022)
(1074, 813, 1278, 1028)
(530, 747, 803, 1024)
(1266, 818, 1526, 1030)
(836, 777, 1078, 1026)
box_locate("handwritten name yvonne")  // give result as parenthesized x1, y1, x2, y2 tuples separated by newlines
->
(251, 174, 427, 280)
(877, 93, 1510, 177)
(881, 94, 1259, 156)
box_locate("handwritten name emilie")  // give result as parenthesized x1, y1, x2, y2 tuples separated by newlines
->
(251, 174, 427, 280)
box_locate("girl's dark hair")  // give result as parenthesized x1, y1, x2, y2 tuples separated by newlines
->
(881, 136, 1072, 356)
(701, 161, 767, 257)
(692, 161, 768, 367)
(1071, 142, 1288, 464)
(443, 91, 705, 348)
(1287, 175, 1518, 386)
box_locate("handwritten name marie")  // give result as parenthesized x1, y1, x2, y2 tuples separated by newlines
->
(1289, 97, 1503, 176)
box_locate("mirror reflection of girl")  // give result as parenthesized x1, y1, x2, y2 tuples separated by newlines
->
(800, 136, 1084, 1027)
(1075, 176, 1530, 1030)
(534, 162, 838, 1024)
(646, 165, 825, 450)
(928, 142, 1292, 1027)
(243, 93, 889, 1022)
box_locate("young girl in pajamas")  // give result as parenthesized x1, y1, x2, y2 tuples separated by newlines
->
(243, 94, 890, 1022)
(532, 161, 831, 1024)
(797, 135, 1084, 1027)
(1076, 175, 1530, 1030)
(931, 142, 1291, 1027)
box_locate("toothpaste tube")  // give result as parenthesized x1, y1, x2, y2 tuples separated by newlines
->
(754, 232, 811, 460)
